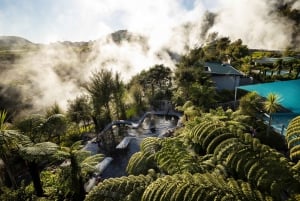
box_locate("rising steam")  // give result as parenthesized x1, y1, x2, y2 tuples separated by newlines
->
(0, 0, 299, 115)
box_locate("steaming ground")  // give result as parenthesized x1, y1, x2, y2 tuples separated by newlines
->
(0, 0, 299, 116)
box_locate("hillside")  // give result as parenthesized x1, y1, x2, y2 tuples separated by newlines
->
(0, 36, 38, 50)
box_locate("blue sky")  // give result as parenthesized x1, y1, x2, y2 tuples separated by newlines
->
(0, 0, 216, 43)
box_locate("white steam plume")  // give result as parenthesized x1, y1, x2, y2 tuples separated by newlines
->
(0, 0, 298, 114)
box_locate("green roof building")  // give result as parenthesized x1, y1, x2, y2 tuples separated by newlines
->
(204, 62, 245, 90)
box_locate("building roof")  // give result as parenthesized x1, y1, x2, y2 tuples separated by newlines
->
(204, 62, 244, 76)
(254, 57, 296, 65)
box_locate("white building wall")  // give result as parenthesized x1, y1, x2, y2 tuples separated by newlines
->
(211, 75, 240, 90)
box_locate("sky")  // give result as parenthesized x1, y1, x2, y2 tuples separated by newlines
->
(1, 0, 299, 112)
(1, 0, 298, 50)
(0, 0, 217, 43)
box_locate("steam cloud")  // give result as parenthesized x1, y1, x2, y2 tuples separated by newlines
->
(0, 0, 299, 115)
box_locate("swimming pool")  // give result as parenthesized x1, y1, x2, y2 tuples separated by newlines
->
(263, 113, 299, 135)
(238, 79, 300, 135)
(238, 79, 300, 113)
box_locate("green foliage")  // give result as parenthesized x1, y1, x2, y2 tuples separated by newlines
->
(45, 102, 64, 118)
(86, 69, 127, 131)
(0, 183, 30, 201)
(85, 174, 154, 201)
(19, 142, 59, 162)
(67, 95, 92, 126)
(15, 114, 46, 143)
(127, 64, 172, 110)
(57, 141, 104, 200)
(264, 93, 282, 136)
(182, 117, 300, 199)
(155, 138, 201, 174)
(239, 91, 263, 118)
(176, 101, 202, 122)
(142, 173, 267, 201)
(41, 114, 67, 144)
(173, 56, 215, 107)
(286, 116, 300, 161)
(127, 137, 160, 175)
(0, 110, 8, 131)
(264, 93, 281, 114)
(126, 152, 156, 175)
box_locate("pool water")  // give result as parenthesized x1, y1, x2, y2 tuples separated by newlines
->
(98, 115, 179, 179)
(239, 79, 300, 113)
(263, 113, 299, 135)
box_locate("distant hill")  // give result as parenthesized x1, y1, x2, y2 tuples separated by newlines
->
(0, 36, 37, 50)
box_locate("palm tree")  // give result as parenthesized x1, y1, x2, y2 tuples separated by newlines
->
(264, 93, 281, 137)
(86, 69, 114, 132)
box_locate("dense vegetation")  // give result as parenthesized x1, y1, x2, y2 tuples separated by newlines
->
(1, 32, 300, 200)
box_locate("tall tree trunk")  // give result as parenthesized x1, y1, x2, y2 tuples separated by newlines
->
(70, 156, 85, 201)
(296, 68, 300, 79)
(289, 66, 293, 76)
(28, 161, 44, 197)
(1, 154, 17, 189)
(92, 115, 100, 133)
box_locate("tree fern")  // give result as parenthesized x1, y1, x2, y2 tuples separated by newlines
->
(140, 137, 161, 154)
(19, 141, 59, 161)
(206, 132, 234, 154)
(142, 172, 268, 201)
(155, 138, 201, 174)
(201, 126, 226, 150)
(213, 138, 239, 161)
(126, 152, 156, 175)
(85, 174, 153, 201)
(286, 116, 300, 161)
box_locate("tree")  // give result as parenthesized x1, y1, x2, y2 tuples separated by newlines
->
(15, 114, 46, 143)
(45, 102, 63, 118)
(189, 83, 216, 110)
(293, 61, 300, 79)
(129, 64, 172, 108)
(112, 72, 126, 120)
(264, 93, 281, 137)
(19, 142, 59, 196)
(85, 69, 114, 132)
(285, 116, 300, 161)
(126, 83, 147, 118)
(274, 59, 283, 76)
(0, 110, 32, 189)
(85, 174, 154, 201)
(173, 49, 214, 107)
(42, 114, 67, 144)
(225, 39, 249, 62)
(67, 95, 92, 127)
(239, 92, 262, 119)
(58, 141, 104, 201)
(176, 101, 201, 122)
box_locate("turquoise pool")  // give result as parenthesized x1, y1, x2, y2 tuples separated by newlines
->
(262, 113, 299, 135)
(238, 79, 300, 135)
(238, 79, 300, 114)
